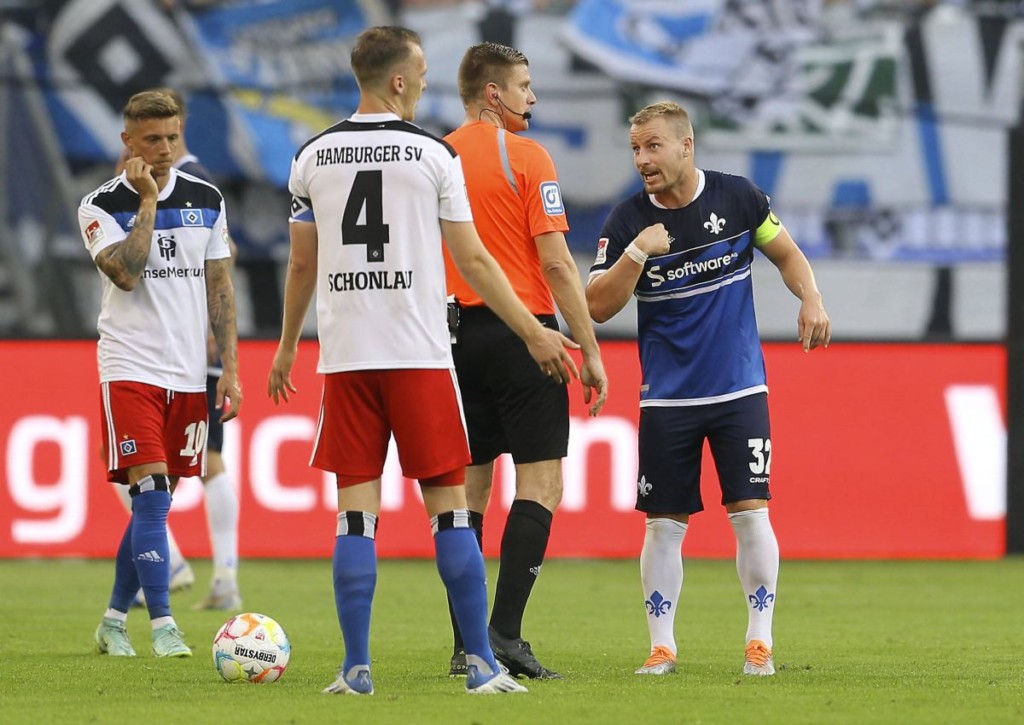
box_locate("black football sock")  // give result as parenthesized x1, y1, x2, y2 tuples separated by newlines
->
(489, 499, 552, 640)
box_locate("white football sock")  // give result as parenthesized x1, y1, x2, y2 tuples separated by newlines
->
(729, 508, 779, 648)
(114, 483, 186, 569)
(104, 608, 128, 622)
(203, 472, 239, 581)
(639, 517, 688, 656)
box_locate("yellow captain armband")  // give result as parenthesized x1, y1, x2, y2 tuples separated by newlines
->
(755, 211, 784, 246)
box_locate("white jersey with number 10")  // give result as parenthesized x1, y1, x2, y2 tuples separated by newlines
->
(289, 112, 473, 373)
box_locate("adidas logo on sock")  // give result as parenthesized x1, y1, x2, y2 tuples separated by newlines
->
(137, 550, 165, 563)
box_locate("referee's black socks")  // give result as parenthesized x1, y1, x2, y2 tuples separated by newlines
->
(490, 499, 553, 640)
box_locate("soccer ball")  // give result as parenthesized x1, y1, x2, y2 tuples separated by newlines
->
(212, 612, 291, 683)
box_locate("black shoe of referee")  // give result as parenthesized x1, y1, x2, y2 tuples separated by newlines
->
(449, 648, 467, 678)
(488, 626, 563, 680)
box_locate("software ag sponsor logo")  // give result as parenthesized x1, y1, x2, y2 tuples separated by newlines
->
(645, 251, 739, 288)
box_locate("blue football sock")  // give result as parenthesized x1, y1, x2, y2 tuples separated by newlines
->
(448, 510, 483, 650)
(108, 514, 140, 613)
(434, 512, 498, 673)
(333, 512, 378, 674)
(130, 475, 172, 619)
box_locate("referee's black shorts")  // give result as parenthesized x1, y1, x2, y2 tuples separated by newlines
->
(452, 305, 569, 465)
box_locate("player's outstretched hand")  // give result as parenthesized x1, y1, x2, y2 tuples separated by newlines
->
(580, 353, 608, 417)
(268, 345, 298, 404)
(526, 328, 580, 384)
(216, 371, 243, 423)
(798, 295, 831, 352)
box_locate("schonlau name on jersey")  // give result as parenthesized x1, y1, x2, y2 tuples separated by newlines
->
(328, 270, 413, 292)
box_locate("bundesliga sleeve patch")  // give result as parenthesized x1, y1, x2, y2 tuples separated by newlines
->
(595, 237, 609, 265)
(539, 181, 564, 215)
(85, 220, 105, 248)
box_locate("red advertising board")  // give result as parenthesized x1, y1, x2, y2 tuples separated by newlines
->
(0, 340, 1006, 559)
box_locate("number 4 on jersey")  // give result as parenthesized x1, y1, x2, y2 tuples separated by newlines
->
(343, 170, 390, 262)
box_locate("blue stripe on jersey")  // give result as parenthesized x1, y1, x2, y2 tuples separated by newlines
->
(636, 230, 752, 301)
(111, 207, 218, 233)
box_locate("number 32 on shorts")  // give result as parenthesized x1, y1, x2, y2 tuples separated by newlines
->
(747, 438, 772, 475)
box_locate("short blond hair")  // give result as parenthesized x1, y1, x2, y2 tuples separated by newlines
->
(123, 90, 180, 124)
(351, 26, 421, 91)
(149, 87, 188, 119)
(629, 101, 693, 139)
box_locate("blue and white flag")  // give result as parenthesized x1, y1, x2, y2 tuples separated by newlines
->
(561, 0, 900, 151)
(181, 0, 385, 186)
(42, 0, 205, 162)
(36, 0, 383, 184)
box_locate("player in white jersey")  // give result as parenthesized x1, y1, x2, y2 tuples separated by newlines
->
(266, 25, 578, 696)
(288, 120, 463, 372)
(80, 91, 242, 660)
(109, 88, 244, 613)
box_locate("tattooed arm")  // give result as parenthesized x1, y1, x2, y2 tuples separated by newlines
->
(94, 158, 159, 291)
(206, 256, 242, 421)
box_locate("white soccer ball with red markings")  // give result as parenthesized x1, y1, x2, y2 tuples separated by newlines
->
(212, 612, 291, 683)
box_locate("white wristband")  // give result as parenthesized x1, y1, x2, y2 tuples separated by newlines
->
(624, 242, 648, 265)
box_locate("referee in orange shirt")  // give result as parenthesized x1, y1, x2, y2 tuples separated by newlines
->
(442, 42, 608, 680)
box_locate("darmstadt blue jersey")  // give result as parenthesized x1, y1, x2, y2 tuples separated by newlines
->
(589, 169, 782, 407)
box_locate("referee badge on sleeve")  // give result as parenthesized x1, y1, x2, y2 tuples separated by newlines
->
(540, 181, 564, 215)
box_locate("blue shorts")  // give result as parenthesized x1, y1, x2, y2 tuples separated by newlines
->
(636, 393, 772, 515)
(206, 375, 224, 453)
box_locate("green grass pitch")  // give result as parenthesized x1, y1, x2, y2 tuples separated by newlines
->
(1, 558, 1022, 724)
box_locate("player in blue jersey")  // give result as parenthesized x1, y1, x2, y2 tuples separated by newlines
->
(112, 88, 243, 612)
(586, 101, 830, 677)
